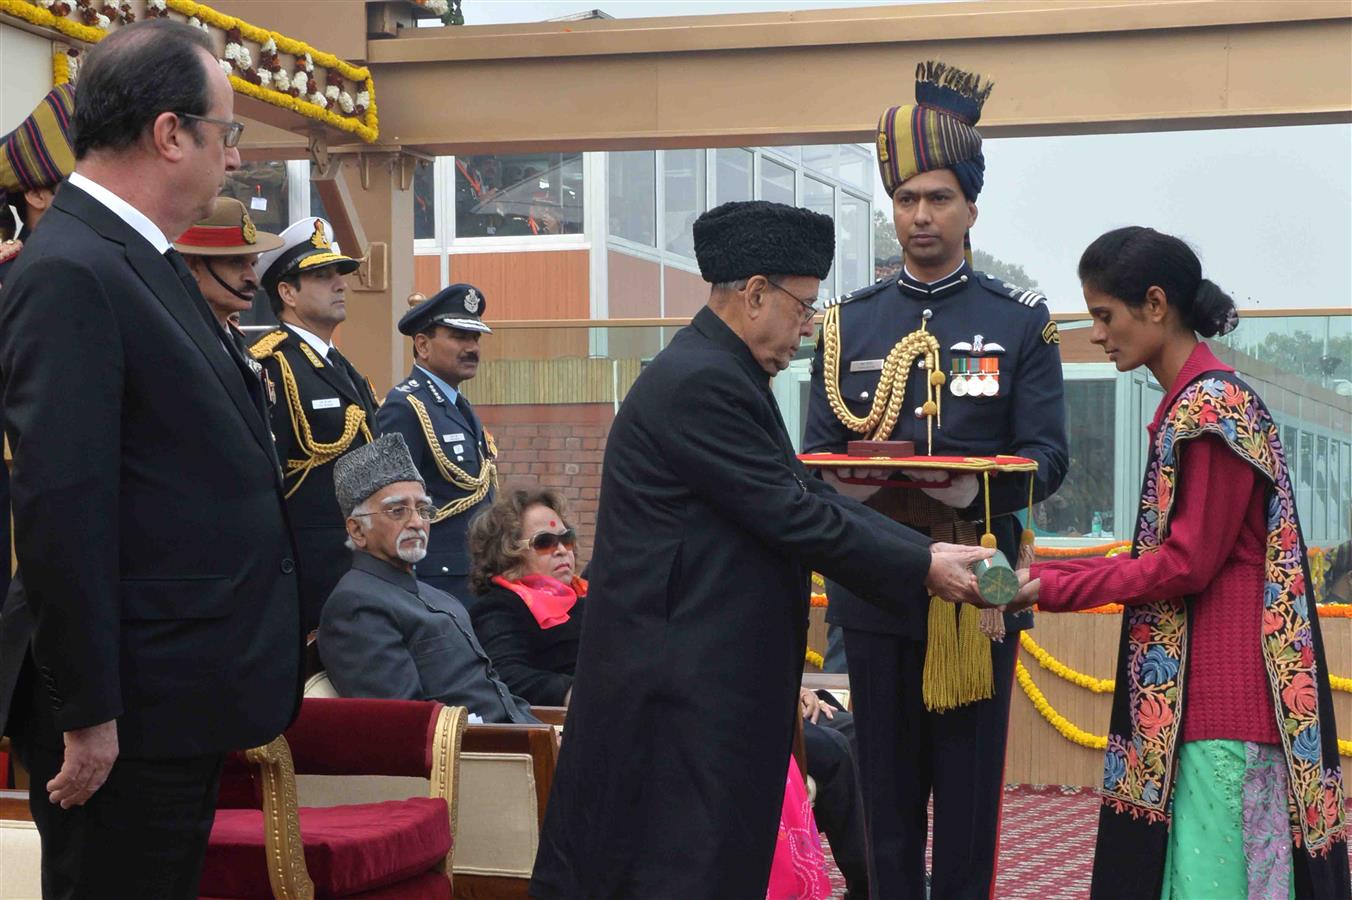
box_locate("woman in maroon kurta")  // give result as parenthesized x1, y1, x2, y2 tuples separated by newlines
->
(1011, 227, 1347, 898)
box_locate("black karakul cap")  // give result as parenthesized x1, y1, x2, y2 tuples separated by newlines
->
(398, 283, 492, 336)
(692, 200, 835, 284)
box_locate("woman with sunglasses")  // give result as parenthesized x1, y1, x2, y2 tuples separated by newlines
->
(468, 488, 587, 707)
(1010, 227, 1348, 898)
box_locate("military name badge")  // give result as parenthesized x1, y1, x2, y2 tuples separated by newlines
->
(949, 334, 1004, 397)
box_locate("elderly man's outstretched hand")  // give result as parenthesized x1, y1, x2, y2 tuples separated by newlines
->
(924, 542, 993, 606)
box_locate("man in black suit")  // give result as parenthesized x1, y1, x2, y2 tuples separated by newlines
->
(531, 201, 991, 898)
(251, 217, 380, 631)
(0, 20, 302, 899)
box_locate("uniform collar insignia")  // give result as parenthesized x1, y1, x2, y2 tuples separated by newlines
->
(897, 261, 972, 297)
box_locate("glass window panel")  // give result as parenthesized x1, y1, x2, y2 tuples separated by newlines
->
(802, 178, 835, 296)
(663, 149, 706, 259)
(222, 162, 288, 234)
(454, 152, 583, 238)
(802, 144, 835, 180)
(1035, 380, 1116, 538)
(608, 151, 656, 247)
(1317, 434, 1330, 541)
(308, 181, 329, 223)
(838, 145, 873, 192)
(762, 145, 802, 164)
(715, 148, 753, 205)
(411, 159, 435, 240)
(760, 157, 795, 206)
(839, 194, 870, 295)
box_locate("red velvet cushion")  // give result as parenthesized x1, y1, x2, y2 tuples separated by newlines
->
(286, 699, 438, 777)
(202, 798, 451, 898)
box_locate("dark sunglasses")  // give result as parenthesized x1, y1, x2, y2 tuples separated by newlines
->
(524, 528, 577, 553)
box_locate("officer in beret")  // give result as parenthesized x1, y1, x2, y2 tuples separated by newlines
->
(374, 284, 496, 607)
(250, 217, 380, 631)
(532, 200, 989, 898)
(0, 84, 75, 289)
(804, 61, 1069, 899)
(173, 196, 283, 359)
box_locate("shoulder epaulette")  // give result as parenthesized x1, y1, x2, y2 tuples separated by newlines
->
(976, 272, 1046, 309)
(249, 329, 288, 360)
(821, 272, 897, 310)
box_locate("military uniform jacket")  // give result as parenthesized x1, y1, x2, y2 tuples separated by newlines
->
(251, 325, 379, 629)
(250, 326, 379, 527)
(532, 307, 933, 898)
(375, 369, 496, 586)
(804, 262, 1069, 637)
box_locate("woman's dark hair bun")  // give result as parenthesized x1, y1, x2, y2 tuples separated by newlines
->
(1191, 279, 1239, 338)
(1078, 226, 1240, 337)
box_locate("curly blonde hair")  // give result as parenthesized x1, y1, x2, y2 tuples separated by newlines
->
(468, 487, 573, 596)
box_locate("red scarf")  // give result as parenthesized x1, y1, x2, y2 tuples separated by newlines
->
(492, 574, 587, 629)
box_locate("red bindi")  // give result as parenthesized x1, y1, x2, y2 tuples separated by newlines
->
(549, 520, 557, 527)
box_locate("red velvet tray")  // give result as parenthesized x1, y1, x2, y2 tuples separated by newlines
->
(798, 453, 1038, 488)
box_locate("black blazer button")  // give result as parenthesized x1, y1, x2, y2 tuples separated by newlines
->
(281, 558, 296, 574)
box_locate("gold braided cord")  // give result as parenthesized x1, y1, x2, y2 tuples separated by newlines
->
(406, 395, 497, 523)
(273, 352, 372, 499)
(821, 305, 942, 447)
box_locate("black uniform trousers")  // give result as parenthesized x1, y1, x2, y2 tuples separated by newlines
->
(842, 626, 1019, 900)
(11, 673, 223, 900)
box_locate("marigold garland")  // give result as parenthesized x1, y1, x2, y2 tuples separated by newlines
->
(52, 46, 70, 85)
(167, 0, 378, 142)
(810, 592, 827, 608)
(1019, 632, 1114, 693)
(1032, 541, 1131, 559)
(1015, 660, 1107, 750)
(0, 0, 107, 41)
(805, 649, 824, 670)
(2, 0, 379, 143)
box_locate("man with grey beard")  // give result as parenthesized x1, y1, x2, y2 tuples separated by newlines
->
(318, 434, 536, 723)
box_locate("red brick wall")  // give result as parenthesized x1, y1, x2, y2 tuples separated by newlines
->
(476, 403, 616, 567)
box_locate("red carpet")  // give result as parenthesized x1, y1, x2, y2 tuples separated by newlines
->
(821, 785, 1352, 899)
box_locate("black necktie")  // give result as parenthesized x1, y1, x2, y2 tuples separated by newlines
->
(165, 248, 260, 400)
(454, 392, 478, 437)
(325, 346, 361, 399)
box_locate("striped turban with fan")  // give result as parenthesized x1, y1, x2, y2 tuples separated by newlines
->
(876, 61, 993, 202)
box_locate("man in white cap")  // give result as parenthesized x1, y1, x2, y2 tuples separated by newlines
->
(251, 217, 380, 631)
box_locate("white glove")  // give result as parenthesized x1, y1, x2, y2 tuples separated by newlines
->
(822, 467, 891, 503)
(902, 468, 979, 508)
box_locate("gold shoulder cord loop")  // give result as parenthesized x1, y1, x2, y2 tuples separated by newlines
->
(406, 395, 497, 522)
(822, 306, 944, 451)
(274, 352, 372, 499)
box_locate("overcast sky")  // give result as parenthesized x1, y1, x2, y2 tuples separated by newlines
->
(446, 0, 1351, 313)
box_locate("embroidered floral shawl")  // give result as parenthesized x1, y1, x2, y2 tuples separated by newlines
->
(1091, 370, 1348, 898)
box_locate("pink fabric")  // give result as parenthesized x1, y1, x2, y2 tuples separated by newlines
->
(766, 763, 830, 900)
(1031, 343, 1280, 745)
(491, 574, 582, 629)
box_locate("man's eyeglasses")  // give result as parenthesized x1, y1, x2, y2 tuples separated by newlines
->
(178, 112, 245, 149)
(765, 279, 819, 324)
(522, 528, 577, 553)
(351, 504, 437, 525)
